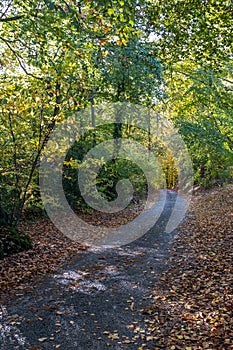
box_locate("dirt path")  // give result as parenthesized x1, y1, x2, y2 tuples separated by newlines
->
(0, 191, 179, 350)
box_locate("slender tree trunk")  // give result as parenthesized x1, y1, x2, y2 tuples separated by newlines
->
(90, 93, 96, 146)
(8, 112, 21, 225)
(13, 81, 62, 225)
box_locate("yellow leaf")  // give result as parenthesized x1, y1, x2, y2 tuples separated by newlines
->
(130, 302, 134, 311)
(146, 336, 153, 341)
(38, 337, 47, 342)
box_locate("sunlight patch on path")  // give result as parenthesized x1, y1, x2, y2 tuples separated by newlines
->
(54, 270, 107, 295)
(0, 306, 29, 349)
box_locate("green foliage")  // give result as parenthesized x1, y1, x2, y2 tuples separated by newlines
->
(146, 0, 233, 68)
(0, 226, 32, 259)
(177, 120, 232, 187)
(0, 0, 232, 239)
(62, 124, 158, 211)
(97, 158, 147, 203)
(160, 60, 233, 188)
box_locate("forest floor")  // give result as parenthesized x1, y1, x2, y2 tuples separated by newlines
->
(144, 184, 233, 349)
(0, 204, 143, 301)
(0, 185, 232, 349)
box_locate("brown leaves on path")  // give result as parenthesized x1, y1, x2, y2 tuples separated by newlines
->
(0, 219, 86, 302)
(143, 185, 233, 350)
(0, 204, 143, 303)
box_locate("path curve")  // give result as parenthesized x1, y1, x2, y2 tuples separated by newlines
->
(0, 190, 181, 350)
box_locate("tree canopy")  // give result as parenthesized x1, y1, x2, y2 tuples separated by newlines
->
(0, 0, 232, 234)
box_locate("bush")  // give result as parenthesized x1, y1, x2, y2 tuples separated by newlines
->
(0, 226, 32, 259)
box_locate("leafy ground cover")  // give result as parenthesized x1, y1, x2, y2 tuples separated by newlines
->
(0, 220, 85, 302)
(0, 204, 142, 302)
(143, 185, 233, 349)
(1, 186, 232, 349)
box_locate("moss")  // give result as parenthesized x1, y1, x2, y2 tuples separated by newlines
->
(0, 243, 3, 259)
(0, 226, 32, 259)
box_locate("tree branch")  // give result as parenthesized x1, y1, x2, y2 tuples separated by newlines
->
(0, 15, 24, 22)
(0, 0, 13, 20)
(0, 36, 43, 80)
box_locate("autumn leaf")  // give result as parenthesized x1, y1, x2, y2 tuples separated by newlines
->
(142, 185, 233, 349)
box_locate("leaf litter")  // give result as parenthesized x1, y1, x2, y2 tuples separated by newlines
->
(0, 204, 143, 302)
(143, 185, 233, 349)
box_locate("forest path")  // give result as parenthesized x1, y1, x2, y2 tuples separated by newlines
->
(0, 191, 180, 350)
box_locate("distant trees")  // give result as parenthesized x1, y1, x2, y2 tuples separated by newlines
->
(0, 0, 232, 235)
(0, 0, 163, 228)
(146, 0, 233, 186)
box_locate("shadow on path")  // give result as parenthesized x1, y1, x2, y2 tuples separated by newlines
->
(0, 190, 181, 350)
